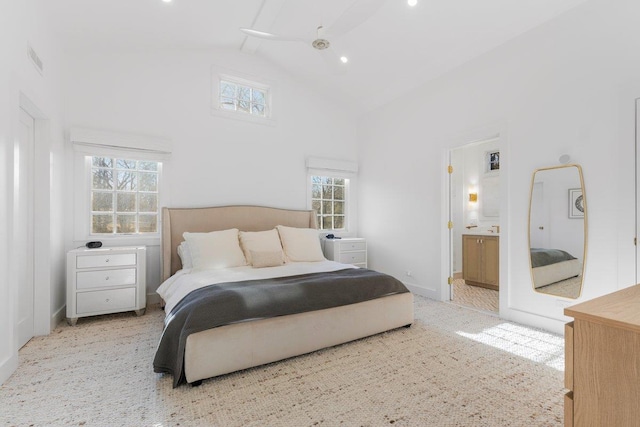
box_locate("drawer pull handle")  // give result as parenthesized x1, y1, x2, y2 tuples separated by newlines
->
(105, 259, 110, 263)
(105, 276, 109, 281)
(105, 298, 110, 302)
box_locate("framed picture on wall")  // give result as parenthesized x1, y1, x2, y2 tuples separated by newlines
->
(569, 188, 584, 218)
(485, 150, 500, 174)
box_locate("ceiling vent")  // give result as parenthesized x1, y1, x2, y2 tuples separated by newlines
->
(27, 43, 44, 75)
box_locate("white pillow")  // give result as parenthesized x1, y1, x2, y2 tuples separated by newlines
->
(239, 229, 284, 265)
(276, 225, 326, 262)
(250, 250, 285, 268)
(177, 242, 193, 269)
(182, 229, 247, 270)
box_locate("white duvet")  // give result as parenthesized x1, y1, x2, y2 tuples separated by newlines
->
(157, 260, 357, 317)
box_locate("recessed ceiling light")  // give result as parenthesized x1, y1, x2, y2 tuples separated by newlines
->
(340, 56, 348, 64)
(408, 0, 418, 6)
(162, 0, 172, 3)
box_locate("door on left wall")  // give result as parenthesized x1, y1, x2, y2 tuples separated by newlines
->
(16, 108, 35, 348)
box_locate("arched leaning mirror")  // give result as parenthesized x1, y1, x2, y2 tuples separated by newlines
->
(528, 164, 587, 299)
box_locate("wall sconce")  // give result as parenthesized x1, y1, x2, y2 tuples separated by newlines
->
(469, 193, 478, 202)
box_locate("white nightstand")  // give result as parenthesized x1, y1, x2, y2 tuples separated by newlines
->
(323, 238, 367, 268)
(66, 246, 146, 326)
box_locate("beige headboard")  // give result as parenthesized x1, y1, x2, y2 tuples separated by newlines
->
(162, 205, 318, 281)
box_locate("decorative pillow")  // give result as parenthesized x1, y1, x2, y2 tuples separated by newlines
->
(182, 229, 247, 270)
(250, 250, 285, 268)
(239, 229, 284, 265)
(276, 225, 326, 262)
(177, 242, 193, 269)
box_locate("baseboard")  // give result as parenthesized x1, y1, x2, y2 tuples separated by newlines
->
(52, 305, 66, 329)
(0, 353, 18, 386)
(403, 281, 438, 300)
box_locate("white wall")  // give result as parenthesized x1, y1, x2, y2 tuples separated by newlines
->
(0, 0, 66, 384)
(358, 0, 640, 333)
(63, 49, 358, 299)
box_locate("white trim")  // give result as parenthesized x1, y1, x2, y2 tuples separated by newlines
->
(0, 354, 18, 386)
(306, 157, 358, 174)
(70, 127, 172, 154)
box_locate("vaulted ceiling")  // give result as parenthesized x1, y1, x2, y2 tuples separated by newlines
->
(37, 0, 590, 113)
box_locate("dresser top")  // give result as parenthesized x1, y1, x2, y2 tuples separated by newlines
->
(565, 284, 640, 332)
(69, 246, 146, 254)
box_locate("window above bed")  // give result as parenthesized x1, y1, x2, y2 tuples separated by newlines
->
(211, 69, 275, 126)
(219, 79, 267, 117)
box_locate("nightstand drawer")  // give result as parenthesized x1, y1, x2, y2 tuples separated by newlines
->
(76, 288, 136, 314)
(76, 268, 137, 290)
(339, 251, 366, 264)
(76, 253, 137, 269)
(339, 241, 366, 252)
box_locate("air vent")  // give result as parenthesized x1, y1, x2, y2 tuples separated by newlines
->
(27, 43, 44, 75)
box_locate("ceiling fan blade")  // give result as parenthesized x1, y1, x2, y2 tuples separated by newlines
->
(239, 28, 304, 42)
(327, 0, 387, 37)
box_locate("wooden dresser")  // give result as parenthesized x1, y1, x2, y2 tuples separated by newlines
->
(564, 285, 640, 427)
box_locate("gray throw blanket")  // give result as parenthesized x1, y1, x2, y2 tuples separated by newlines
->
(530, 248, 576, 268)
(153, 268, 410, 387)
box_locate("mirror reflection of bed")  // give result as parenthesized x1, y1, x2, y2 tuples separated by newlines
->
(528, 164, 586, 299)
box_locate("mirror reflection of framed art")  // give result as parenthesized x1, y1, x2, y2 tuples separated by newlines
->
(569, 188, 584, 219)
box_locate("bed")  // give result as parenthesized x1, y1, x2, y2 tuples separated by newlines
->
(153, 205, 414, 387)
(530, 248, 582, 288)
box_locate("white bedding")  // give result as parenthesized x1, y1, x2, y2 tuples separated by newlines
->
(157, 260, 357, 317)
(532, 259, 582, 288)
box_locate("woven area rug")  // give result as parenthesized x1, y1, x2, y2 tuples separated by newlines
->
(535, 276, 582, 299)
(0, 295, 564, 426)
(451, 279, 499, 313)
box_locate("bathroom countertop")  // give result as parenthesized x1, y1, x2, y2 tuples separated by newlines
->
(462, 231, 500, 236)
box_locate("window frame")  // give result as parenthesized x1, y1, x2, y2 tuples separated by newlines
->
(89, 156, 161, 236)
(73, 149, 168, 246)
(218, 79, 268, 118)
(310, 175, 349, 232)
(211, 68, 277, 126)
(306, 157, 358, 236)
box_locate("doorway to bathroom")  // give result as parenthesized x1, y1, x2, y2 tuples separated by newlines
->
(448, 137, 501, 313)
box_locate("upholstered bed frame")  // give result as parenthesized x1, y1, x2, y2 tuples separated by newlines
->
(161, 205, 414, 385)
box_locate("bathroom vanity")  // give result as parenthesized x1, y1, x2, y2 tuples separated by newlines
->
(462, 233, 499, 290)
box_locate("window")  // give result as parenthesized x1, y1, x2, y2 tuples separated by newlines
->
(311, 176, 347, 230)
(219, 79, 268, 118)
(90, 156, 160, 235)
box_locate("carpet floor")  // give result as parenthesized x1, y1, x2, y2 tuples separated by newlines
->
(451, 279, 499, 313)
(0, 295, 565, 427)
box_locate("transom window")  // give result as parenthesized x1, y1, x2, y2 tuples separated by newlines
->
(90, 156, 160, 234)
(219, 79, 268, 117)
(311, 176, 347, 230)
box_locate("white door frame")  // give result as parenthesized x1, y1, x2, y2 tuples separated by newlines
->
(441, 124, 508, 315)
(636, 98, 640, 284)
(18, 94, 51, 337)
(16, 108, 35, 347)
